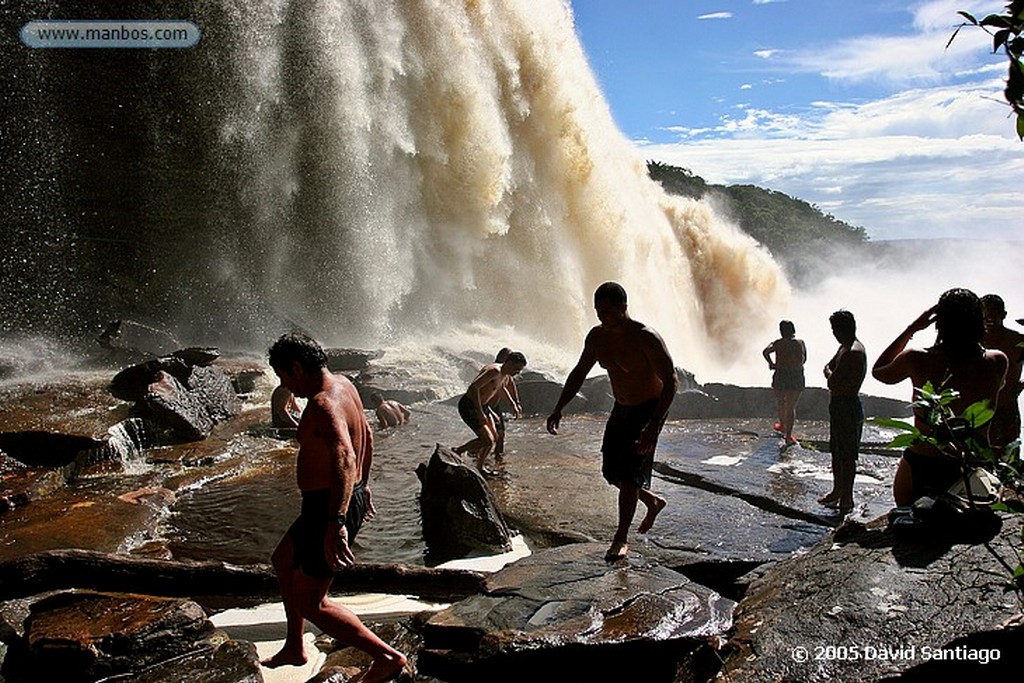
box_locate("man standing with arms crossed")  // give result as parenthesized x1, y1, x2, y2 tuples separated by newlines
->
(820, 310, 867, 516)
(546, 282, 678, 562)
(263, 333, 406, 682)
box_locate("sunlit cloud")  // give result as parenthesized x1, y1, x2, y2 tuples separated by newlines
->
(753, 49, 777, 59)
(639, 78, 1023, 240)
(697, 12, 733, 20)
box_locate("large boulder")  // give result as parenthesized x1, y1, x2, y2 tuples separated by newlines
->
(721, 513, 1024, 680)
(5, 591, 218, 683)
(416, 445, 512, 563)
(418, 543, 735, 682)
(137, 366, 241, 443)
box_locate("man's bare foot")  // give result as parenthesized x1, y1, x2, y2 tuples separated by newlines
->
(260, 646, 307, 669)
(604, 541, 628, 562)
(358, 652, 408, 683)
(637, 497, 666, 534)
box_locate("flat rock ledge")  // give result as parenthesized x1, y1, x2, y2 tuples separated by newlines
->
(418, 542, 734, 682)
(720, 513, 1024, 681)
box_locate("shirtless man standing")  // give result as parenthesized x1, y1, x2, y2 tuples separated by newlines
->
(264, 333, 406, 682)
(981, 294, 1024, 451)
(820, 310, 867, 515)
(546, 282, 678, 562)
(872, 289, 1007, 506)
(454, 351, 527, 473)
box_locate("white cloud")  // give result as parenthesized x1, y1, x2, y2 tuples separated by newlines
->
(639, 80, 1024, 241)
(697, 12, 733, 20)
(772, 1, 1003, 84)
(753, 49, 777, 59)
(740, 83, 753, 90)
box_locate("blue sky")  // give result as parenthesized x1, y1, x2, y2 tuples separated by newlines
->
(569, 0, 1023, 241)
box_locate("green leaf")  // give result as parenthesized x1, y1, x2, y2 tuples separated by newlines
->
(980, 13, 1012, 28)
(888, 433, 921, 449)
(1017, 112, 1024, 141)
(869, 417, 917, 432)
(962, 400, 995, 428)
(957, 11, 978, 24)
(995, 28, 1012, 51)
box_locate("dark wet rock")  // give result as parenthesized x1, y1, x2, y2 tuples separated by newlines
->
(137, 366, 241, 444)
(353, 375, 437, 406)
(110, 357, 192, 402)
(416, 445, 512, 563)
(230, 369, 264, 395)
(172, 347, 220, 367)
(316, 620, 423, 682)
(325, 348, 383, 372)
(721, 514, 1024, 681)
(98, 320, 181, 357)
(6, 591, 216, 683)
(0, 420, 146, 513)
(418, 543, 734, 682)
(677, 384, 910, 420)
(99, 638, 262, 683)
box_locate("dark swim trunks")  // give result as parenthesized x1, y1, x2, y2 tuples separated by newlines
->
(601, 399, 659, 489)
(286, 481, 367, 580)
(458, 393, 496, 433)
(902, 450, 963, 500)
(772, 366, 805, 391)
(829, 396, 863, 461)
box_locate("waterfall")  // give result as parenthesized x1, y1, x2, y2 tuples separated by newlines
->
(2, 0, 786, 376)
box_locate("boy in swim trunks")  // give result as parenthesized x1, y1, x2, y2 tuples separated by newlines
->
(264, 333, 406, 682)
(546, 282, 678, 562)
(454, 351, 527, 474)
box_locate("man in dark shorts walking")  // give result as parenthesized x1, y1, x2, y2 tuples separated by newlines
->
(263, 333, 406, 682)
(546, 282, 678, 562)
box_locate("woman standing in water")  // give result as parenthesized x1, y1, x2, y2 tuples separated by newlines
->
(763, 320, 807, 446)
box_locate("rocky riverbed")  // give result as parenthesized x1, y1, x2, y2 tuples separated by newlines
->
(1, 349, 1021, 681)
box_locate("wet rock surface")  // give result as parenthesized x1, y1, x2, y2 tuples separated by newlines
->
(418, 542, 734, 682)
(417, 445, 512, 563)
(3, 591, 220, 682)
(721, 514, 1024, 681)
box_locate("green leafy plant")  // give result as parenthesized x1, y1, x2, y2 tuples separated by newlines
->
(949, 2, 1024, 140)
(871, 382, 1023, 593)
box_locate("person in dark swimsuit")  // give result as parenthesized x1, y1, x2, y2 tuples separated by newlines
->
(763, 320, 807, 445)
(263, 333, 406, 682)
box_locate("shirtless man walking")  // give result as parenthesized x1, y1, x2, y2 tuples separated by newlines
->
(872, 289, 1007, 506)
(546, 282, 678, 562)
(981, 294, 1024, 451)
(454, 351, 527, 473)
(264, 333, 406, 682)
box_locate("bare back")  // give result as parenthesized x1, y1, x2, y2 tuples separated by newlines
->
(589, 319, 669, 406)
(766, 337, 806, 368)
(895, 347, 1006, 453)
(985, 325, 1024, 405)
(296, 374, 371, 491)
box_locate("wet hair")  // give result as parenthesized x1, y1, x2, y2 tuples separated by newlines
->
(934, 288, 985, 358)
(829, 310, 856, 337)
(779, 320, 796, 338)
(495, 347, 512, 362)
(268, 332, 328, 374)
(981, 294, 1006, 315)
(504, 351, 527, 367)
(594, 282, 627, 306)
(369, 392, 383, 406)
